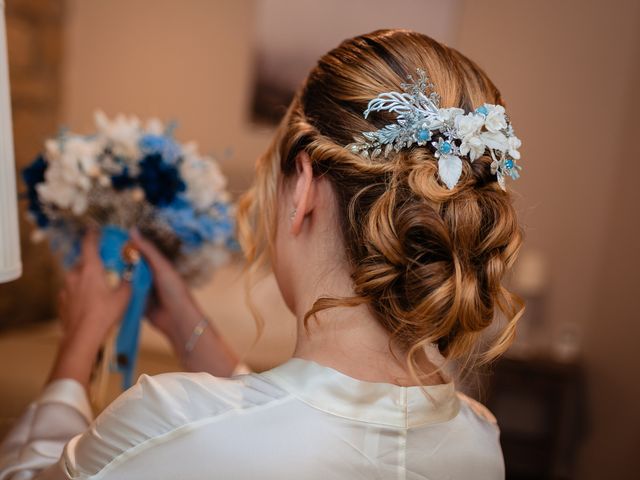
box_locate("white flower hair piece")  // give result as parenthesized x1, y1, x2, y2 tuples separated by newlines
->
(346, 68, 522, 190)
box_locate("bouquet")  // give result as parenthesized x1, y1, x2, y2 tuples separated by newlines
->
(22, 111, 236, 389)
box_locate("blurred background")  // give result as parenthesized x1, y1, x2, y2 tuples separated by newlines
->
(0, 0, 638, 478)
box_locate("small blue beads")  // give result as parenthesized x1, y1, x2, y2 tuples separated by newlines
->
(475, 105, 489, 116)
(505, 158, 514, 169)
(417, 129, 431, 142)
(440, 141, 452, 154)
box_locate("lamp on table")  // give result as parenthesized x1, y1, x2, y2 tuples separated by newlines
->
(0, 0, 22, 284)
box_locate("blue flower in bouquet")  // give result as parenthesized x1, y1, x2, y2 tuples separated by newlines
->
(22, 155, 49, 227)
(210, 202, 236, 244)
(159, 197, 231, 249)
(138, 153, 186, 206)
(110, 166, 137, 190)
(139, 134, 182, 164)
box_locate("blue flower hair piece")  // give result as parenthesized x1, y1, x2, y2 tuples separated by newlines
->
(346, 69, 522, 190)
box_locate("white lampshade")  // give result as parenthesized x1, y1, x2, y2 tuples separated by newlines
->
(0, 0, 22, 283)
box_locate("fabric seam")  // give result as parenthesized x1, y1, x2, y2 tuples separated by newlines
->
(261, 371, 460, 429)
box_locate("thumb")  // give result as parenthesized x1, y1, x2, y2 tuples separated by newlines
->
(129, 228, 171, 272)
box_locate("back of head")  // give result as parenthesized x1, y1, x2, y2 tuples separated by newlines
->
(239, 29, 524, 379)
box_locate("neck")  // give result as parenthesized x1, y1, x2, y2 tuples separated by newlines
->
(290, 268, 445, 386)
(285, 199, 445, 387)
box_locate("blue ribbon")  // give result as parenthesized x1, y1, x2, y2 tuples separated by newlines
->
(98, 226, 153, 389)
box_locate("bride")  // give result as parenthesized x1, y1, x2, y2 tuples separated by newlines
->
(0, 29, 523, 479)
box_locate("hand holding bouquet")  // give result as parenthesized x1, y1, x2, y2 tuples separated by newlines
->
(22, 112, 236, 389)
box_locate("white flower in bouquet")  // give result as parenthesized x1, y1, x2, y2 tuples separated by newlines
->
(180, 143, 230, 210)
(36, 136, 105, 215)
(94, 110, 142, 164)
(144, 117, 165, 136)
(36, 167, 89, 215)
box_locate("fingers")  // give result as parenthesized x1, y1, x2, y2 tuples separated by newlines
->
(81, 229, 101, 268)
(129, 228, 171, 272)
(114, 278, 133, 307)
(64, 266, 81, 289)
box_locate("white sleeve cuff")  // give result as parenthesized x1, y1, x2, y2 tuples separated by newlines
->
(38, 379, 93, 424)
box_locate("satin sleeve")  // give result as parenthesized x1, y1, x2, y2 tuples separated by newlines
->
(0, 380, 93, 480)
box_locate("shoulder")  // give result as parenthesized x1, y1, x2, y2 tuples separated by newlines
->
(102, 370, 284, 418)
(456, 392, 498, 426)
(63, 371, 287, 478)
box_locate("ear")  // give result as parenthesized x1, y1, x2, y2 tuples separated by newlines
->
(290, 151, 315, 235)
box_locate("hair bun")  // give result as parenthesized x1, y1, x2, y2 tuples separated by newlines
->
(238, 29, 524, 381)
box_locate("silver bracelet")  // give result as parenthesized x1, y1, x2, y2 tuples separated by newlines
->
(184, 317, 210, 354)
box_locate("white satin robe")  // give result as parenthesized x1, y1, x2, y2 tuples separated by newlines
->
(0, 358, 504, 479)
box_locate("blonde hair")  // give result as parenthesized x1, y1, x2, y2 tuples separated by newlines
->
(238, 29, 524, 380)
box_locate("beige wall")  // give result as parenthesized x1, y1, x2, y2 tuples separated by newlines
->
(578, 26, 640, 478)
(457, 0, 640, 476)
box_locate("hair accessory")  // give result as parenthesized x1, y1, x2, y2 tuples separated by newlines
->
(346, 69, 522, 190)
